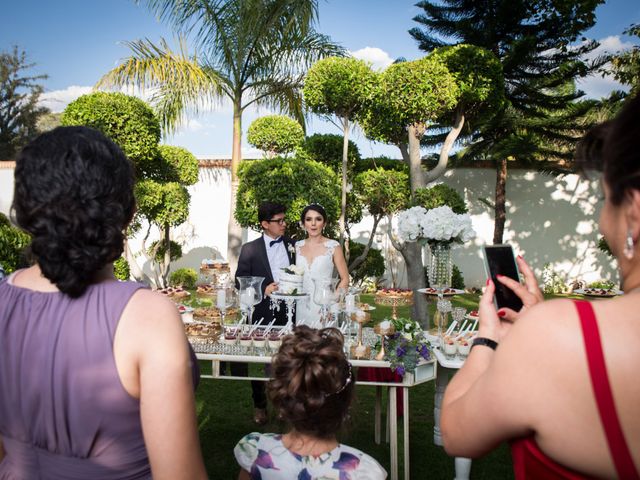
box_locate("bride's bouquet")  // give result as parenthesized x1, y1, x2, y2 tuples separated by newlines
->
(396, 206, 475, 245)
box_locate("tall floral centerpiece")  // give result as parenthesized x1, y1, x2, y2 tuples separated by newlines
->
(396, 205, 475, 291)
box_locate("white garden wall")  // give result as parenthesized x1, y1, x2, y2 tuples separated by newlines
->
(0, 160, 618, 288)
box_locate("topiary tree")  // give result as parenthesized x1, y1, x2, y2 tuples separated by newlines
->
(358, 48, 502, 327)
(61, 92, 161, 176)
(235, 156, 340, 239)
(0, 213, 31, 274)
(298, 133, 361, 174)
(169, 267, 198, 289)
(351, 168, 410, 272)
(349, 242, 385, 288)
(304, 57, 376, 249)
(413, 184, 467, 214)
(247, 115, 304, 158)
(354, 156, 408, 175)
(62, 93, 199, 287)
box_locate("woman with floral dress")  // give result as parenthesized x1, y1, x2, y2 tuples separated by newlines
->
(234, 326, 387, 479)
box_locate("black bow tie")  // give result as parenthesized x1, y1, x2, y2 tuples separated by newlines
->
(269, 237, 284, 247)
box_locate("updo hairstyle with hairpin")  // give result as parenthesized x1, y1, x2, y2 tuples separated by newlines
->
(268, 326, 354, 439)
(300, 203, 327, 224)
(12, 126, 136, 298)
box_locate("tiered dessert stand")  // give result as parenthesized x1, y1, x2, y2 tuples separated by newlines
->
(374, 291, 414, 320)
(269, 292, 309, 328)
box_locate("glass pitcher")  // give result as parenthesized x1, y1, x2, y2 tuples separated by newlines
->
(237, 276, 264, 329)
(312, 277, 339, 326)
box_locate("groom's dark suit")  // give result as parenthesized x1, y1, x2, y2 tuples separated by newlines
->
(232, 234, 296, 411)
(235, 234, 296, 326)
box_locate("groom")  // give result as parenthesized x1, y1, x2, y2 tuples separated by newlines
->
(234, 201, 295, 424)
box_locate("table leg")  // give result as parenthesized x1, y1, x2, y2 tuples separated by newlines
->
(389, 386, 398, 480)
(454, 457, 472, 480)
(386, 394, 390, 444)
(403, 386, 410, 480)
(375, 386, 382, 444)
(434, 366, 473, 479)
(433, 367, 449, 446)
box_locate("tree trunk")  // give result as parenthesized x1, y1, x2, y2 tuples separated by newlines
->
(340, 117, 349, 260)
(407, 124, 426, 196)
(405, 126, 429, 325)
(401, 241, 429, 328)
(424, 109, 465, 183)
(227, 101, 243, 272)
(124, 239, 149, 284)
(161, 223, 171, 288)
(493, 158, 507, 244)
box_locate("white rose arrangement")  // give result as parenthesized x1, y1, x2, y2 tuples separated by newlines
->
(396, 205, 475, 245)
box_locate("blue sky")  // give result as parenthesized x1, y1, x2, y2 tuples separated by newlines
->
(3, 0, 639, 158)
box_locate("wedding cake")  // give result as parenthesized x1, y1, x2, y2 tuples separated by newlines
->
(278, 265, 305, 294)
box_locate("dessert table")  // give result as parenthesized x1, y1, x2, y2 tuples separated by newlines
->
(192, 344, 435, 480)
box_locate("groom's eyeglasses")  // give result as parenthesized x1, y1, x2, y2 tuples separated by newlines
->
(268, 218, 286, 225)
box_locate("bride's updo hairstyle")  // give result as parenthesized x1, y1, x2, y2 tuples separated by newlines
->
(268, 326, 354, 439)
(12, 126, 135, 297)
(300, 203, 327, 224)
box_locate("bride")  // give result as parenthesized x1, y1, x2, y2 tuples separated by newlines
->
(295, 204, 349, 325)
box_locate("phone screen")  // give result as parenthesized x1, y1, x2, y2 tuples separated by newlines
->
(483, 245, 524, 312)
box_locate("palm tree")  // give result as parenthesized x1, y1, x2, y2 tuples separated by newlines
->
(98, 0, 343, 267)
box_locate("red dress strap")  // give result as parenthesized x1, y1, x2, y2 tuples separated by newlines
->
(574, 300, 639, 480)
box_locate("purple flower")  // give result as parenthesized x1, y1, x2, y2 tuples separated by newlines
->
(333, 452, 361, 471)
(395, 365, 405, 376)
(417, 344, 430, 359)
(255, 450, 279, 470)
(396, 345, 407, 357)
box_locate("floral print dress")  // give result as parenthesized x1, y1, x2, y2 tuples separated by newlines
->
(234, 432, 387, 480)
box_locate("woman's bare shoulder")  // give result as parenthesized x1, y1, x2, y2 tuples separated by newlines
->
(119, 289, 184, 337)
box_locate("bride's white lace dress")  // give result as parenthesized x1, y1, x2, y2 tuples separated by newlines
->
(295, 239, 339, 325)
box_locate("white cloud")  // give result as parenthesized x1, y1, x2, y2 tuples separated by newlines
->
(577, 35, 635, 99)
(39, 85, 93, 112)
(350, 47, 394, 71)
(586, 35, 635, 61)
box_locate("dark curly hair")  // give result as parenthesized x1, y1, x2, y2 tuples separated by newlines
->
(575, 94, 640, 206)
(268, 326, 354, 439)
(12, 126, 135, 297)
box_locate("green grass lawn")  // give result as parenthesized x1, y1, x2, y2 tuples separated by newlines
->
(194, 292, 518, 479)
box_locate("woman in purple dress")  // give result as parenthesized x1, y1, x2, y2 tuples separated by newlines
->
(0, 127, 207, 479)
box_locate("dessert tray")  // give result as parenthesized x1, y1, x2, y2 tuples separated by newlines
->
(574, 288, 623, 298)
(417, 288, 465, 296)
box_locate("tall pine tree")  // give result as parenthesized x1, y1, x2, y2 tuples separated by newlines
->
(410, 0, 603, 243)
(0, 47, 49, 160)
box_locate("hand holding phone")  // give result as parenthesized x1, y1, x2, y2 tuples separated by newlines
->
(482, 245, 524, 312)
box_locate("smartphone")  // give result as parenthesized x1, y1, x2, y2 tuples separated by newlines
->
(482, 245, 523, 311)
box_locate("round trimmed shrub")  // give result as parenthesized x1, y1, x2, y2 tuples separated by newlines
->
(148, 239, 183, 263)
(156, 145, 199, 185)
(0, 214, 31, 274)
(298, 133, 360, 175)
(61, 92, 161, 176)
(413, 184, 467, 214)
(247, 115, 304, 157)
(169, 267, 198, 289)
